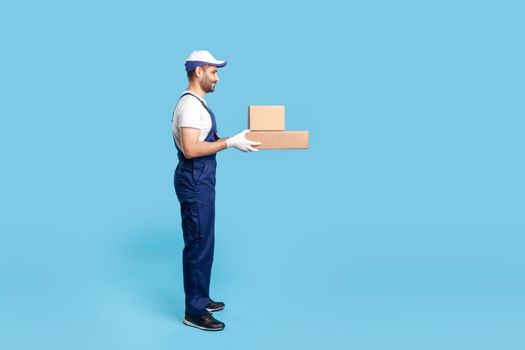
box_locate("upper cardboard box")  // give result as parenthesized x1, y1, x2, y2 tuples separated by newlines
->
(248, 105, 285, 131)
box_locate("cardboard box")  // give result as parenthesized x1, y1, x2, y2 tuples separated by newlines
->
(246, 131, 309, 150)
(248, 105, 285, 131)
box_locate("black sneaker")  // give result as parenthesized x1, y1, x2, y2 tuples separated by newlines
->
(206, 299, 225, 312)
(183, 313, 225, 331)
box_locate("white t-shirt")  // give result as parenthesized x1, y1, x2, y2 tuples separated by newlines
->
(172, 91, 212, 151)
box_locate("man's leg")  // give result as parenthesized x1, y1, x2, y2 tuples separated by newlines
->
(180, 188, 215, 315)
(176, 161, 224, 331)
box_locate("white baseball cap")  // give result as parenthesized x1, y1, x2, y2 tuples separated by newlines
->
(185, 50, 227, 72)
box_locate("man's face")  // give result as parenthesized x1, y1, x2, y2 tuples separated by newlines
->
(198, 65, 220, 93)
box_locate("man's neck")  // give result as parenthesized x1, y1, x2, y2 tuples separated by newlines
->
(186, 82, 205, 99)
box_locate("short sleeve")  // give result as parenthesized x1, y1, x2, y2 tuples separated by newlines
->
(178, 98, 203, 129)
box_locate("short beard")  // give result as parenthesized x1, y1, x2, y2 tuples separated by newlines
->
(200, 74, 215, 93)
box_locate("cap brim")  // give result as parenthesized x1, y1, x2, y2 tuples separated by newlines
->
(185, 60, 227, 72)
(211, 61, 227, 68)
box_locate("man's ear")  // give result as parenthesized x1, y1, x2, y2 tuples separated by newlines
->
(195, 66, 203, 78)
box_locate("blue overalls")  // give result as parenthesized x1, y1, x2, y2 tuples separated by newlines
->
(174, 92, 219, 316)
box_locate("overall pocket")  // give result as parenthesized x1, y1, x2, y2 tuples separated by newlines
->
(192, 161, 207, 183)
(181, 201, 201, 242)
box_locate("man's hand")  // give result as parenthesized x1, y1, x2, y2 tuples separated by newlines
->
(226, 129, 261, 152)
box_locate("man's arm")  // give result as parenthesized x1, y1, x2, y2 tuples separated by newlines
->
(180, 127, 228, 159)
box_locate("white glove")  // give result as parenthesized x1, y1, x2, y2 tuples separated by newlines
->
(226, 129, 261, 152)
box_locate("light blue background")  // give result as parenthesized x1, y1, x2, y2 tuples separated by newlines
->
(1, 0, 524, 349)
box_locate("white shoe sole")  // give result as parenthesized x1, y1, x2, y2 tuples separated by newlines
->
(206, 306, 225, 312)
(183, 318, 225, 331)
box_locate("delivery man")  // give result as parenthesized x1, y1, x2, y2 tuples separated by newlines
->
(171, 50, 260, 331)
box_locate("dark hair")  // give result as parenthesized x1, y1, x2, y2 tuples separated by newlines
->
(186, 64, 210, 80)
(187, 69, 197, 80)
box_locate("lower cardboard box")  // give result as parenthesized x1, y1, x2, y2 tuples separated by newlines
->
(246, 131, 309, 150)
